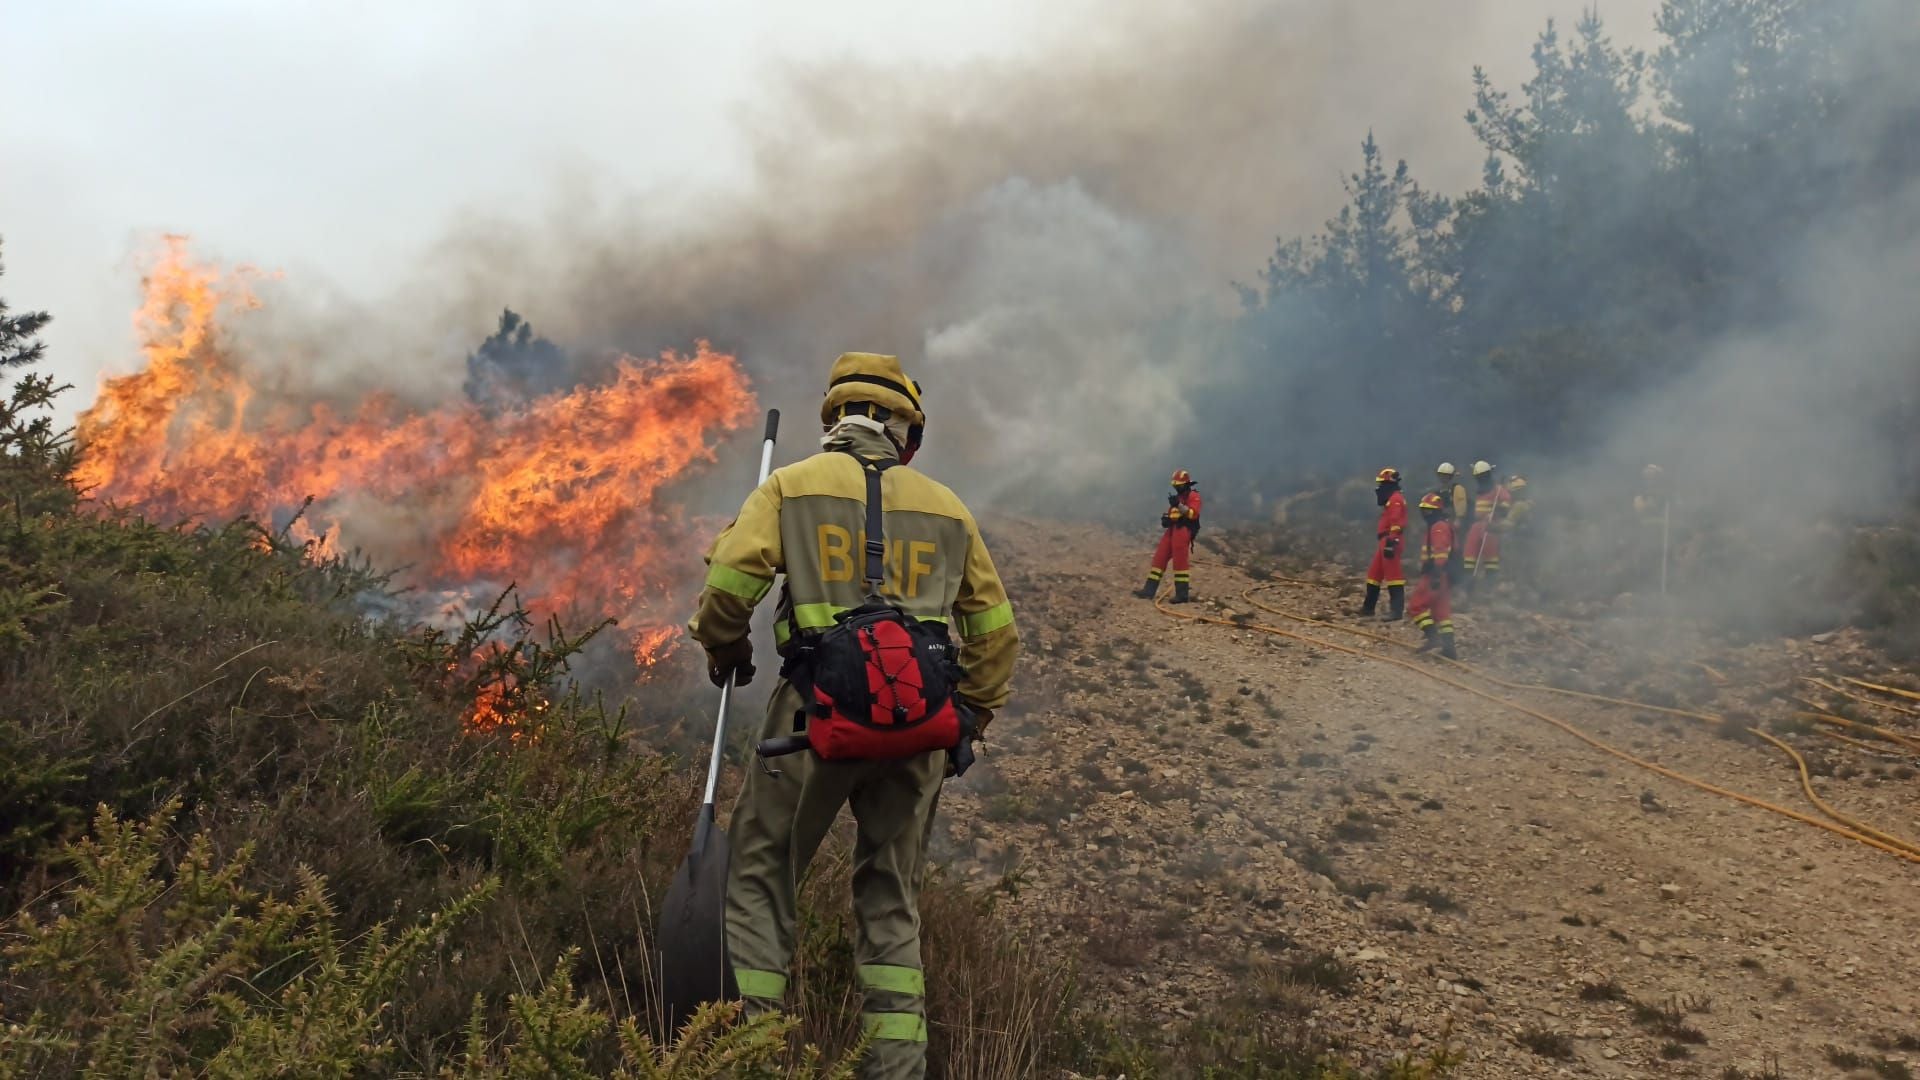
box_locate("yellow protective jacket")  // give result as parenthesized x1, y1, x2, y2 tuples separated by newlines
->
(688, 424, 1020, 711)
(1447, 482, 1473, 525)
(1506, 495, 1532, 530)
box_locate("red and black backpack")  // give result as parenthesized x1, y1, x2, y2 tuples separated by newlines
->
(759, 454, 970, 764)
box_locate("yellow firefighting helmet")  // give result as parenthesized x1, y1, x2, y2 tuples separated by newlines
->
(822, 352, 926, 456)
(1508, 474, 1528, 493)
(1472, 460, 1494, 477)
(1418, 492, 1446, 512)
(1375, 467, 1401, 485)
(1171, 469, 1194, 487)
(1436, 462, 1457, 479)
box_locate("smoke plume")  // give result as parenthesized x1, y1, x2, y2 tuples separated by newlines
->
(384, 0, 1647, 512)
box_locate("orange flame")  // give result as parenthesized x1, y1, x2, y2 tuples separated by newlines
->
(76, 238, 755, 718)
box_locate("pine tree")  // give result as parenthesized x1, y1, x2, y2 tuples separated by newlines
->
(0, 239, 51, 370)
(462, 309, 570, 408)
(0, 239, 72, 517)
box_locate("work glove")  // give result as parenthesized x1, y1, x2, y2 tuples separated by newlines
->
(1161, 514, 1177, 529)
(945, 705, 989, 778)
(704, 636, 755, 688)
(1383, 538, 1399, 559)
(1168, 493, 1180, 508)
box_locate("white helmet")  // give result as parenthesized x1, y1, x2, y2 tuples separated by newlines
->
(1472, 460, 1494, 477)
(1436, 462, 1457, 478)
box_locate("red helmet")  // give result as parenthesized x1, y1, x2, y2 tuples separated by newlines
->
(1418, 491, 1446, 513)
(1170, 469, 1194, 486)
(1375, 467, 1401, 485)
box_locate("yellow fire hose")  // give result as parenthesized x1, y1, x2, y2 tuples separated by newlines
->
(1150, 576, 1920, 866)
(1808, 676, 1920, 720)
(1818, 728, 1911, 758)
(1791, 707, 1920, 757)
(1844, 676, 1920, 705)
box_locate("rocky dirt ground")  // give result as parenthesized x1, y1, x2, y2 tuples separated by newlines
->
(935, 518, 1920, 1078)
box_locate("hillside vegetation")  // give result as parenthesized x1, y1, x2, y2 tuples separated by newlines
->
(0, 335, 1089, 1074)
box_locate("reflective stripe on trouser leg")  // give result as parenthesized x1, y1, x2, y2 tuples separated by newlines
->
(1150, 529, 1175, 574)
(848, 748, 943, 1079)
(1147, 568, 1165, 581)
(726, 681, 865, 1019)
(729, 681, 943, 1079)
(725, 682, 811, 1020)
(1409, 578, 1433, 627)
(1369, 539, 1403, 590)
(862, 1011, 929, 1042)
(858, 965, 928, 1052)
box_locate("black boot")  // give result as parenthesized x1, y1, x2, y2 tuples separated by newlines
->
(1385, 585, 1405, 622)
(1135, 577, 1159, 599)
(1359, 583, 1380, 617)
(1172, 580, 1192, 604)
(1440, 631, 1458, 660)
(1415, 625, 1438, 653)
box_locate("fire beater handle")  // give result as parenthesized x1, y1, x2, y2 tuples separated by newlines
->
(702, 409, 781, 809)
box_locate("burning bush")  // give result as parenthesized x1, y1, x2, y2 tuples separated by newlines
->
(71, 238, 755, 692)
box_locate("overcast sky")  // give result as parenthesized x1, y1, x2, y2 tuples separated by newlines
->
(2, 0, 1660, 406)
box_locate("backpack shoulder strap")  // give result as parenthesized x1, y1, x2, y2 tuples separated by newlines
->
(842, 451, 894, 595)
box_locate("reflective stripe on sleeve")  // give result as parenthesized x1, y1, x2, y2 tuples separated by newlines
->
(705, 564, 774, 602)
(958, 601, 1014, 638)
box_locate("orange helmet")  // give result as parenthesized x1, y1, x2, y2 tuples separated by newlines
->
(1375, 467, 1401, 485)
(1170, 469, 1194, 487)
(1508, 474, 1528, 493)
(1418, 491, 1446, 513)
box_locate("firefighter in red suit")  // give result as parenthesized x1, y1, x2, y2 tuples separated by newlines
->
(1137, 470, 1202, 603)
(1360, 467, 1407, 620)
(1410, 491, 1458, 658)
(1461, 459, 1513, 593)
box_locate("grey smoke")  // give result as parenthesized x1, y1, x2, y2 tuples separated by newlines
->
(383, 0, 1661, 515)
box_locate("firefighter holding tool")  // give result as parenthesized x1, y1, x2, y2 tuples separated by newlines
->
(1360, 467, 1407, 620)
(687, 352, 1020, 1079)
(1461, 460, 1513, 592)
(1410, 491, 1458, 658)
(1137, 469, 1202, 603)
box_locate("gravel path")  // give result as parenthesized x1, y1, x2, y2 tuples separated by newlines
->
(937, 518, 1920, 1078)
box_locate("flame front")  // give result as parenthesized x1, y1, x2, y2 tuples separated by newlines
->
(76, 239, 756, 724)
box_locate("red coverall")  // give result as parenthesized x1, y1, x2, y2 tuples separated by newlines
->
(1410, 518, 1454, 636)
(1149, 489, 1203, 590)
(1367, 490, 1407, 588)
(1463, 485, 1513, 574)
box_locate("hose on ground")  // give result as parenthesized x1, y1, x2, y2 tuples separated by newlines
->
(1149, 578, 1920, 866)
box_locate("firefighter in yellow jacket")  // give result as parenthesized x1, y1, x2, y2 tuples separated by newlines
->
(688, 352, 1020, 1079)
